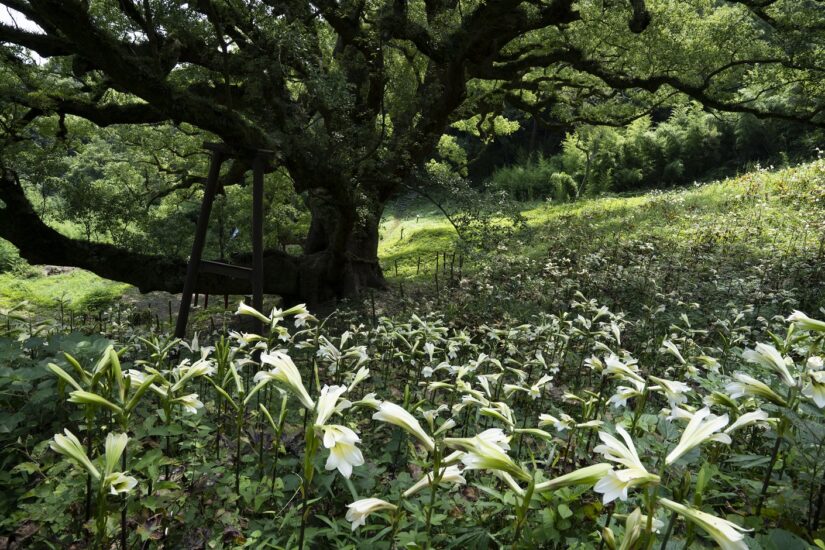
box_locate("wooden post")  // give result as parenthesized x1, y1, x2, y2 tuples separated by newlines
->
(434, 253, 440, 298)
(175, 144, 226, 338)
(251, 152, 267, 335)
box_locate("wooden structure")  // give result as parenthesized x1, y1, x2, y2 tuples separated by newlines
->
(174, 142, 270, 337)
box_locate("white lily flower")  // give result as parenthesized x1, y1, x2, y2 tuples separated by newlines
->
(619, 508, 645, 550)
(585, 355, 605, 373)
(802, 370, 825, 408)
(294, 312, 316, 327)
(535, 463, 613, 493)
(281, 303, 309, 318)
(666, 405, 696, 422)
(608, 384, 644, 409)
(649, 375, 691, 406)
(726, 372, 786, 406)
(125, 369, 147, 385)
(174, 393, 203, 415)
(661, 340, 686, 364)
(576, 420, 604, 429)
(315, 385, 348, 427)
(725, 409, 773, 433)
(476, 375, 493, 397)
(494, 470, 526, 496)
(594, 468, 660, 504)
(592, 425, 659, 503)
(594, 426, 646, 471)
(528, 374, 553, 399)
(423, 341, 437, 361)
(257, 351, 314, 410)
(696, 355, 721, 373)
(420, 405, 447, 431)
(322, 425, 364, 479)
(703, 391, 740, 412)
(743, 343, 796, 387)
(103, 432, 128, 477)
(476, 428, 512, 451)
(348, 367, 370, 391)
(447, 435, 530, 482)
(666, 407, 730, 464)
(480, 402, 515, 427)
(236, 302, 271, 325)
(345, 498, 397, 531)
(428, 381, 455, 392)
(563, 392, 586, 403)
(659, 498, 750, 550)
(352, 392, 381, 410)
(403, 465, 466, 497)
(434, 418, 456, 436)
(787, 311, 825, 332)
(229, 331, 267, 345)
(538, 413, 575, 433)
(462, 394, 490, 408)
(105, 472, 138, 495)
(373, 401, 434, 451)
(604, 355, 645, 384)
(51, 429, 100, 480)
(502, 383, 527, 399)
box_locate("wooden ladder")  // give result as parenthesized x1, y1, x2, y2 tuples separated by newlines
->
(174, 142, 271, 338)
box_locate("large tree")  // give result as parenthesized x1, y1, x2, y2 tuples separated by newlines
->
(0, 0, 823, 304)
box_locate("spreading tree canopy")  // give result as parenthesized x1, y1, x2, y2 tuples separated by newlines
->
(0, 0, 822, 304)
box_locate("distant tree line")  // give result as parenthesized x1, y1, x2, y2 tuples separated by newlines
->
(486, 104, 823, 201)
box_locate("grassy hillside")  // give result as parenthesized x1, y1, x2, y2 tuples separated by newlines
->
(378, 160, 824, 319)
(380, 160, 824, 275)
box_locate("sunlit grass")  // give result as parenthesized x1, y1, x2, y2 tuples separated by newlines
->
(0, 269, 130, 313)
(380, 160, 824, 280)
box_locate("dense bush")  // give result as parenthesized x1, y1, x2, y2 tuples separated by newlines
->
(0, 240, 21, 274)
(489, 104, 822, 200)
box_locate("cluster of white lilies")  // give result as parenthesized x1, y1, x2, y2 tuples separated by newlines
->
(45, 297, 825, 548)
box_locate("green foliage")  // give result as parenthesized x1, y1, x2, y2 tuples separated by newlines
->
(0, 239, 22, 274)
(382, 159, 825, 320)
(485, 155, 574, 202)
(489, 105, 822, 200)
(0, 268, 129, 313)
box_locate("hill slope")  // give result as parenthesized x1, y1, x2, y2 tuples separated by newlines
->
(378, 160, 824, 318)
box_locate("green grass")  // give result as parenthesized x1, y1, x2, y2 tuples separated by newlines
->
(0, 268, 130, 313)
(379, 160, 825, 279)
